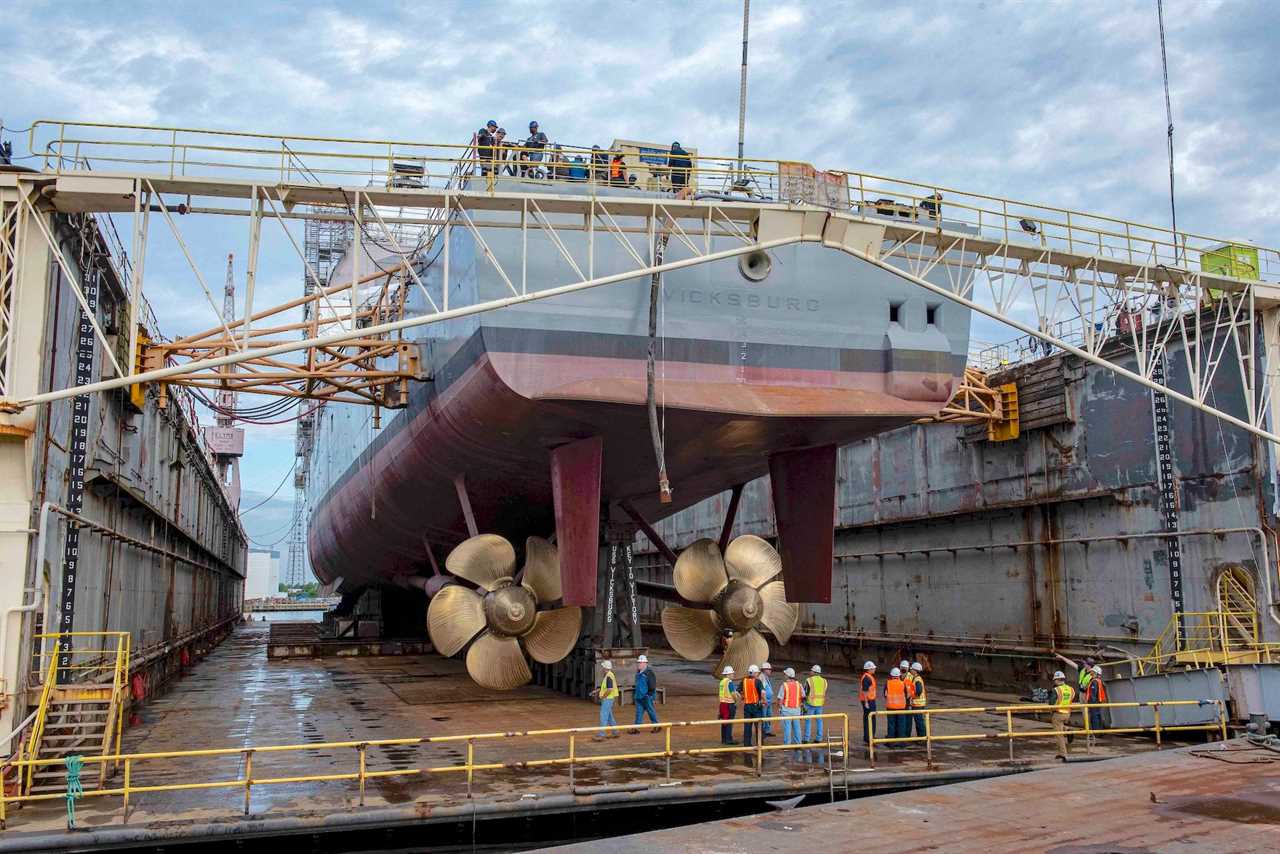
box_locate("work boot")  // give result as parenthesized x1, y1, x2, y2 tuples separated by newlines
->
(627, 727, 640, 734)
(650, 726, 661, 733)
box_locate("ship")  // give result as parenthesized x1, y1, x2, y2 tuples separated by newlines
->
(306, 148, 971, 687)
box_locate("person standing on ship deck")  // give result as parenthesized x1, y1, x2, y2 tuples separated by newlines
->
(803, 665, 828, 745)
(778, 667, 805, 759)
(476, 120, 499, 176)
(718, 666, 741, 744)
(1049, 670, 1076, 760)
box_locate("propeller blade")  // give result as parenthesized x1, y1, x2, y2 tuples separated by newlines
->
(714, 627, 769, 678)
(426, 584, 486, 657)
(465, 631, 533, 690)
(673, 538, 729, 604)
(521, 536, 561, 604)
(758, 580, 799, 645)
(521, 606, 583, 664)
(724, 534, 781, 589)
(446, 534, 517, 591)
(661, 605, 721, 661)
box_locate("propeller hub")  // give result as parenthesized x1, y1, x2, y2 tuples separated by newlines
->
(716, 580, 763, 632)
(485, 583, 537, 637)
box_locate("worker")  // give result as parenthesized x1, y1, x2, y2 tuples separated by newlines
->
(778, 667, 805, 757)
(884, 667, 908, 746)
(802, 664, 828, 744)
(900, 660, 917, 723)
(593, 660, 620, 740)
(759, 662, 776, 738)
(858, 661, 878, 746)
(718, 665, 740, 745)
(920, 191, 942, 219)
(1050, 670, 1076, 760)
(667, 141, 692, 194)
(476, 120, 499, 176)
(1083, 664, 1107, 741)
(609, 152, 627, 186)
(591, 145, 608, 183)
(741, 664, 766, 750)
(631, 654, 659, 732)
(908, 662, 928, 739)
(523, 121, 548, 175)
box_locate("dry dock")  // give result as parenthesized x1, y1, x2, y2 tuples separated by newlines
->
(554, 741, 1280, 853)
(0, 623, 1179, 851)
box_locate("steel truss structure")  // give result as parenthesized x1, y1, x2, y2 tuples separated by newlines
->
(2, 121, 1280, 452)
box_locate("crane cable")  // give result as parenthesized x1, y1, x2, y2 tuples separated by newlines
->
(1156, 0, 1178, 254)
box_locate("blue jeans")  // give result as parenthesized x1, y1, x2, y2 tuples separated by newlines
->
(803, 705, 825, 743)
(781, 707, 803, 753)
(634, 695, 659, 725)
(861, 701, 877, 745)
(599, 698, 617, 729)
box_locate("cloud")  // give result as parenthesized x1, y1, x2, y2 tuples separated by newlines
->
(4, 0, 1278, 497)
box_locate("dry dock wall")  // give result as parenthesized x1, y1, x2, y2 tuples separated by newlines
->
(0, 203, 245, 733)
(635, 334, 1277, 686)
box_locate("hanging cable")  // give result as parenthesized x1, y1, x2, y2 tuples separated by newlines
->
(239, 460, 297, 515)
(1157, 0, 1178, 256)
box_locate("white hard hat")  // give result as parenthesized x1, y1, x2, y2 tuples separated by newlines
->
(783, 667, 796, 678)
(601, 660, 613, 670)
(722, 666, 735, 676)
(747, 664, 760, 674)
(810, 664, 822, 673)
(890, 667, 901, 677)
(1053, 670, 1066, 680)
(1092, 665, 1103, 675)
(899, 660, 910, 669)
(911, 662, 923, 672)
(761, 662, 772, 670)
(863, 661, 876, 670)
(636, 655, 648, 663)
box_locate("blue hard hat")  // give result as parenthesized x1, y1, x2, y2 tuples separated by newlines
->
(529, 120, 539, 128)
(486, 119, 498, 128)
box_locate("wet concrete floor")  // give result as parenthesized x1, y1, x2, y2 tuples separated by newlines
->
(5, 623, 1168, 837)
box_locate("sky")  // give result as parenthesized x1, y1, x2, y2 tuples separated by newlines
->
(3, 0, 1278, 549)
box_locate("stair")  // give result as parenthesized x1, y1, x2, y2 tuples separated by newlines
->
(25, 693, 118, 794)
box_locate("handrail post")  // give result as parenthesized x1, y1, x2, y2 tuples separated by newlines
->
(1217, 700, 1228, 741)
(1006, 709, 1014, 762)
(925, 711, 933, 768)
(466, 739, 474, 799)
(867, 712, 876, 767)
(122, 758, 131, 823)
(663, 726, 672, 782)
(568, 733, 575, 790)
(756, 717, 764, 776)
(1083, 702, 1092, 753)
(357, 743, 367, 807)
(1153, 705, 1162, 748)
(242, 749, 253, 815)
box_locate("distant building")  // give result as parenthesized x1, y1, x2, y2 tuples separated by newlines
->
(245, 549, 281, 600)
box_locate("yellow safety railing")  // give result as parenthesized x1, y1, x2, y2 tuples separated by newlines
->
(20, 632, 132, 794)
(866, 699, 1226, 767)
(23, 120, 1280, 287)
(1115, 610, 1280, 676)
(0, 712, 848, 829)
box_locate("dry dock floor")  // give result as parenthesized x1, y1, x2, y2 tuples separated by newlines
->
(548, 740, 1280, 853)
(4, 623, 1174, 841)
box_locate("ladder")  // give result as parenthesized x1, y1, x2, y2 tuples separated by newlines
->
(21, 632, 130, 796)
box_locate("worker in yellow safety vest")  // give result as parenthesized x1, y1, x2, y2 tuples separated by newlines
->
(718, 666, 741, 745)
(803, 665, 828, 744)
(1050, 670, 1076, 760)
(592, 660, 621, 740)
(908, 662, 928, 739)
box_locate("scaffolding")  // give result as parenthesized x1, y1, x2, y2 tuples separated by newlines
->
(284, 211, 351, 588)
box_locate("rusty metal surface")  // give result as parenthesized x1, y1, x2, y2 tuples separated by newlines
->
(0, 623, 1163, 839)
(555, 742, 1280, 853)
